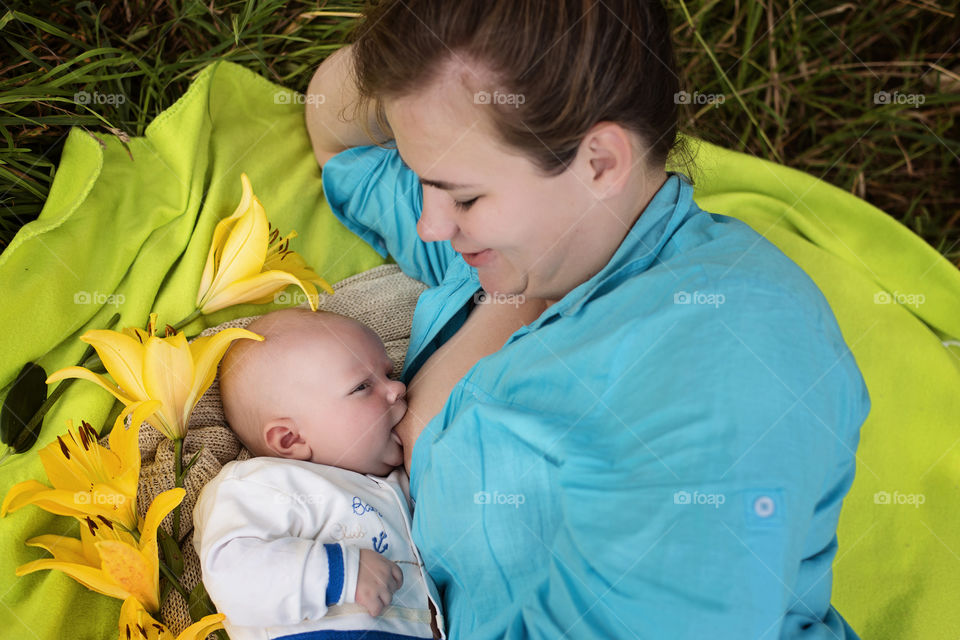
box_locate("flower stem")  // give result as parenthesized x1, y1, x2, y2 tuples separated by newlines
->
(171, 309, 203, 333)
(172, 438, 184, 539)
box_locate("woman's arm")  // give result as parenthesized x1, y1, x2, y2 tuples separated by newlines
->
(396, 296, 550, 474)
(306, 45, 390, 168)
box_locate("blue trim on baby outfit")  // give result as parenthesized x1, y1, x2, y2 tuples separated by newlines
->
(323, 543, 344, 606)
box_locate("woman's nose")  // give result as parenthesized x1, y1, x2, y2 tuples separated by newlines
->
(417, 188, 458, 242)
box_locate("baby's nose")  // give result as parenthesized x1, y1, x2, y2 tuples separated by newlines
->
(387, 379, 406, 403)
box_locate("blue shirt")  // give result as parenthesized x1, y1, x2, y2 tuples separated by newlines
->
(323, 145, 870, 640)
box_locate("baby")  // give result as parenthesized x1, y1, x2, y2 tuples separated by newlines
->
(193, 307, 445, 640)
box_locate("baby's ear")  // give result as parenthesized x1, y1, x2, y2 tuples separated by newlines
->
(264, 418, 311, 460)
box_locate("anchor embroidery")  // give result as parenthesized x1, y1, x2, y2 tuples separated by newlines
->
(372, 530, 389, 554)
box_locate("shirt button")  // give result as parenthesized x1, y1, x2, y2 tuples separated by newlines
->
(754, 495, 775, 518)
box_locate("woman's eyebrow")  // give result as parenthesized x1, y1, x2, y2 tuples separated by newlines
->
(418, 177, 475, 191)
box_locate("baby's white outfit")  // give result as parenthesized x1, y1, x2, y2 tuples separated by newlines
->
(193, 457, 445, 640)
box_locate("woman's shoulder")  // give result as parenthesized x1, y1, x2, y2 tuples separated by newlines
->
(578, 206, 838, 338)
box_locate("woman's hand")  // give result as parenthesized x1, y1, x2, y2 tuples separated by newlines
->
(355, 548, 403, 617)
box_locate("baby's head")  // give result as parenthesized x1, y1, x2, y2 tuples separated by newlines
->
(219, 308, 406, 476)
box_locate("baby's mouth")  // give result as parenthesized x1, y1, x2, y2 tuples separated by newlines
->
(390, 427, 403, 446)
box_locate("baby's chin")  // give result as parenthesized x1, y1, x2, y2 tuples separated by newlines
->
(387, 441, 404, 467)
(377, 438, 403, 473)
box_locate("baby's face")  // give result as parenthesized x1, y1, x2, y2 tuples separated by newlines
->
(257, 319, 406, 476)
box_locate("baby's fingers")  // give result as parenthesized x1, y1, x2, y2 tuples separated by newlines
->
(391, 563, 404, 591)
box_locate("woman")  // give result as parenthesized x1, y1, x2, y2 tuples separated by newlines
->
(306, 1, 870, 638)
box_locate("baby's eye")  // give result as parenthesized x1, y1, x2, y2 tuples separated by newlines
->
(352, 382, 370, 393)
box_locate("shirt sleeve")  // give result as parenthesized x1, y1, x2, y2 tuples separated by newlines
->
(321, 144, 457, 286)
(193, 476, 361, 628)
(471, 290, 868, 639)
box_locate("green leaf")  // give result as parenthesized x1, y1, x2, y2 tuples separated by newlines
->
(159, 576, 172, 605)
(158, 525, 184, 578)
(0, 362, 47, 453)
(188, 580, 219, 623)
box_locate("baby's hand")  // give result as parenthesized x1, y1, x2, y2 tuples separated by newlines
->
(355, 548, 403, 617)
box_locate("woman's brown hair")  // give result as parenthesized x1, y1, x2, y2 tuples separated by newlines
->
(350, 0, 682, 175)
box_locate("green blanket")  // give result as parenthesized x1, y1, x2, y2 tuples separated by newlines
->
(1, 61, 958, 639)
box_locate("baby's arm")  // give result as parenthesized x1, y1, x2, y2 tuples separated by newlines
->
(200, 533, 353, 626)
(193, 470, 400, 626)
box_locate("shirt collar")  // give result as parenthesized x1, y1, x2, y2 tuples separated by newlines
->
(533, 173, 697, 322)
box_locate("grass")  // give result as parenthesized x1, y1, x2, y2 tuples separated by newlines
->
(1, 0, 958, 263)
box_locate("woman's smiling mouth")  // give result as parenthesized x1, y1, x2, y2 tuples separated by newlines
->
(460, 249, 494, 267)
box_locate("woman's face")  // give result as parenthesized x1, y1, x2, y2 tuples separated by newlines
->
(384, 66, 634, 304)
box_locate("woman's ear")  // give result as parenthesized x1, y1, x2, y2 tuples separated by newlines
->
(575, 122, 636, 199)
(264, 418, 312, 460)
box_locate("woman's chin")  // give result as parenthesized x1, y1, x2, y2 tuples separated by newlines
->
(478, 270, 527, 299)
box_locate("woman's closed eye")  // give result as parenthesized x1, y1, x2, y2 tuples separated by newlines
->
(453, 196, 479, 211)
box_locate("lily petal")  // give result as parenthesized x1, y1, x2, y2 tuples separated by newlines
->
(46, 366, 138, 406)
(5, 486, 123, 523)
(25, 534, 87, 565)
(142, 334, 193, 439)
(199, 269, 310, 314)
(39, 434, 120, 494)
(110, 400, 161, 499)
(80, 330, 149, 400)
(198, 173, 256, 302)
(15, 558, 133, 602)
(264, 249, 335, 295)
(2, 480, 51, 517)
(177, 613, 227, 640)
(140, 488, 185, 548)
(116, 597, 226, 640)
(185, 328, 263, 413)
(97, 540, 159, 613)
(201, 195, 269, 310)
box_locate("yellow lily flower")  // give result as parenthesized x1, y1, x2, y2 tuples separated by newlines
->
(117, 597, 225, 640)
(45, 314, 263, 440)
(196, 173, 334, 314)
(2, 401, 160, 530)
(15, 487, 185, 613)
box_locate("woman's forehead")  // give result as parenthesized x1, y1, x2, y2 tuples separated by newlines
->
(387, 96, 530, 189)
